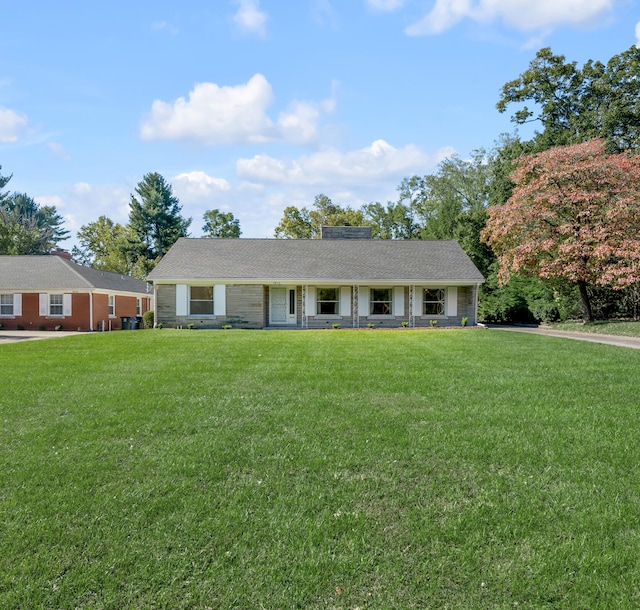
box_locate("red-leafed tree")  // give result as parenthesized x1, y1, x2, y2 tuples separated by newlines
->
(482, 139, 640, 320)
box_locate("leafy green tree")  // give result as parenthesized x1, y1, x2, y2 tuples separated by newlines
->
(396, 150, 495, 276)
(0, 191, 69, 255)
(128, 172, 191, 269)
(72, 216, 137, 274)
(202, 209, 241, 238)
(497, 46, 640, 152)
(274, 194, 364, 239)
(361, 201, 417, 240)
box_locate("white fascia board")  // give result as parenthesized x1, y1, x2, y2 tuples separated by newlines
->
(150, 278, 484, 286)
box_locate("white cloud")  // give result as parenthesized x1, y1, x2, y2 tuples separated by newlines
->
(236, 139, 454, 186)
(141, 74, 275, 145)
(0, 106, 28, 143)
(173, 171, 231, 200)
(366, 0, 405, 11)
(233, 0, 268, 37)
(405, 0, 615, 35)
(152, 21, 179, 36)
(47, 142, 71, 160)
(140, 74, 335, 146)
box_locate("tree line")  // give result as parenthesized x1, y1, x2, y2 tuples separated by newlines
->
(3, 45, 640, 322)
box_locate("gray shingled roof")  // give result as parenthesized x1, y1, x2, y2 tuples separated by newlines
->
(0, 255, 152, 294)
(147, 238, 484, 283)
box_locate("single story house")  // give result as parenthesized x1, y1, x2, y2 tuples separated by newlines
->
(147, 227, 484, 329)
(0, 252, 153, 331)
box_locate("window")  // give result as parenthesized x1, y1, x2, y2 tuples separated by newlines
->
(370, 288, 392, 315)
(316, 287, 339, 315)
(289, 290, 296, 316)
(423, 288, 445, 315)
(108, 295, 115, 316)
(0, 294, 13, 316)
(136, 298, 142, 316)
(50, 294, 64, 316)
(190, 286, 214, 315)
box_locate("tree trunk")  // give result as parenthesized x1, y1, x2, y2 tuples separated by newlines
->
(578, 280, 593, 322)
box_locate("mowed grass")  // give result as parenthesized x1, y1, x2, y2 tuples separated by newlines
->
(1, 329, 640, 609)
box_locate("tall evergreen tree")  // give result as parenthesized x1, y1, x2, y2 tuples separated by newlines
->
(128, 172, 191, 263)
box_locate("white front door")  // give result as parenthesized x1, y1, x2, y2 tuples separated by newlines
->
(270, 287, 297, 325)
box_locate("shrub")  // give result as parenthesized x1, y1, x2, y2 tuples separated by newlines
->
(332, 323, 340, 329)
(142, 310, 154, 329)
(0, 323, 4, 330)
(55, 325, 63, 331)
(187, 323, 195, 330)
(367, 323, 375, 328)
(156, 322, 163, 329)
(430, 320, 437, 327)
(461, 317, 468, 327)
(222, 325, 232, 330)
(401, 321, 409, 327)
(17, 324, 24, 330)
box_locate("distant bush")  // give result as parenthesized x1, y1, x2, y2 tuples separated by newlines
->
(55, 325, 63, 331)
(142, 310, 154, 329)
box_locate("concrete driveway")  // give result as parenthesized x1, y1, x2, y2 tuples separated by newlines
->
(0, 330, 82, 344)
(487, 325, 640, 350)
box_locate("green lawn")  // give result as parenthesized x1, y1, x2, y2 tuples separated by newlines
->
(2, 329, 640, 609)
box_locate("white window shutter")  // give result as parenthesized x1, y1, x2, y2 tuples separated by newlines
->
(13, 294, 22, 316)
(306, 286, 316, 314)
(413, 287, 423, 316)
(358, 287, 369, 317)
(39, 293, 48, 316)
(214, 285, 226, 316)
(176, 284, 188, 316)
(63, 294, 72, 316)
(393, 287, 404, 317)
(340, 286, 351, 316)
(446, 287, 458, 317)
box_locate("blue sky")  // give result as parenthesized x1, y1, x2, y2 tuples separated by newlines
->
(1, 0, 638, 246)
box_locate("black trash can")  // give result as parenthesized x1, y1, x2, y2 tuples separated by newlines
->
(120, 316, 131, 330)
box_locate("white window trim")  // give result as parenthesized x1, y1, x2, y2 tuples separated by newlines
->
(0, 293, 19, 317)
(369, 287, 393, 316)
(108, 294, 116, 317)
(176, 284, 226, 317)
(416, 286, 457, 319)
(315, 287, 341, 317)
(189, 285, 215, 316)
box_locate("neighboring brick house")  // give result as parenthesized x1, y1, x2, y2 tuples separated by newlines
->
(0, 253, 153, 331)
(147, 227, 484, 329)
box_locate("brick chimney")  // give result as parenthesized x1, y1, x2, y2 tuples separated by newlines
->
(50, 248, 72, 260)
(321, 225, 372, 240)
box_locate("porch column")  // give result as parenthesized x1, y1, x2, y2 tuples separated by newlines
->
(409, 285, 415, 327)
(302, 284, 307, 329)
(352, 285, 359, 328)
